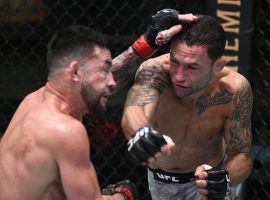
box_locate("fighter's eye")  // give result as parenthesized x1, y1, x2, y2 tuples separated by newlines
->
(188, 65, 197, 70)
(101, 67, 110, 74)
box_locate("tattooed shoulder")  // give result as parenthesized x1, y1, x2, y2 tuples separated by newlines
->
(227, 78, 253, 156)
(231, 79, 253, 132)
(125, 85, 159, 107)
(195, 89, 234, 115)
(135, 60, 170, 94)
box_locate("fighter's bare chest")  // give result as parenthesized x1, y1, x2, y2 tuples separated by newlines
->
(150, 94, 229, 145)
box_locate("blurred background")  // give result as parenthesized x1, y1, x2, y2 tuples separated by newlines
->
(0, 0, 269, 199)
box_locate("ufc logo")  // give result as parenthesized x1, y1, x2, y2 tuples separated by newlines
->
(156, 173, 180, 182)
(127, 127, 149, 151)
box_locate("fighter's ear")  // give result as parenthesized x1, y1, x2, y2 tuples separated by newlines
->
(213, 58, 226, 74)
(68, 60, 80, 82)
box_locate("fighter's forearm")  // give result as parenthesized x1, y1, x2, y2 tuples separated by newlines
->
(224, 153, 253, 186)
(122, 106, 150, 139)
(112, 47, 144, 92)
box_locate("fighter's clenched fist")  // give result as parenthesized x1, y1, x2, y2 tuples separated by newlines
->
(195, 165, 232, 200)
(127, 126, 175, 165)
(133, 9, 197, 58)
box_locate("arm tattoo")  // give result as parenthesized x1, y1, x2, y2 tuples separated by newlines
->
(135, 62, 170, 94)
(195, 90, 233, 115)
(125, 62, 170, 107)
(112, 46, 144, 92)
(125, 86, 159, 106)
(227, 82, 253, 157)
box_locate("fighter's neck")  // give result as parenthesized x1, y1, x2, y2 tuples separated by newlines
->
(44, 82, 87, 120)
(176, 90, 205, 105)
(176, 77, 219, 106)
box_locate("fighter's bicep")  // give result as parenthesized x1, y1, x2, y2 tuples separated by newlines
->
(124, 61, 169, 121)
(224, 81, 253, 157)
(60, 160, 100, 199)
(135, 61, 170, 93)
(125, 86, 159, 107)
(125, 61, 170, 107)
(54, 123, 100, 198)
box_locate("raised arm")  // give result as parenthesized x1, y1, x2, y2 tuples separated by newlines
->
(121, 60, 174, 165)
(223, 77, 253, 185)
(111, 47, 145, 92)
(111, 9, 197, 92)
(122, 60, 170, 137)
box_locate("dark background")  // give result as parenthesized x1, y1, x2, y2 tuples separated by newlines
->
(0, 0, 269, 199)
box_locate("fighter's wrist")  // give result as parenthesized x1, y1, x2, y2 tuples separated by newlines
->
(115, 187, 133, 200)
(102, 180, 138, 200)
(112, 192, 128, 200)
(132, 35, 157, 59)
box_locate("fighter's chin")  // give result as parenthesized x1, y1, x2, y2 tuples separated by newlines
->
(99, 96, 109, 110)
(173, 89, 190, 99)
(92, 97, 108, 115)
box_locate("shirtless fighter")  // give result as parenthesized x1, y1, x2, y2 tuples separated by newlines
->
(122, 14, 253, 199)
(0, 9, 197, 200)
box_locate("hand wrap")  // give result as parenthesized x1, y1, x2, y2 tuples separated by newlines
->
(133, 8, 179, 58)
(127, 126, 167, 163)
(102, 180, 139, 200)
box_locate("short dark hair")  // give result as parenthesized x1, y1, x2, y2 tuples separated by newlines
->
(47, 25, 107, 76)
(171, 15, 226, 60)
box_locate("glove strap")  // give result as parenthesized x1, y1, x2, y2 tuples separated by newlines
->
(114, 187, 134, 200)
(132, 35, 157, 59)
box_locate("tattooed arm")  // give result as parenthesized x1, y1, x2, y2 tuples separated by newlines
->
(112, 47, 145, 92)
(121, 60, 170, 138)
(111, 12, 197, 92)
(223, 77, 253, 185)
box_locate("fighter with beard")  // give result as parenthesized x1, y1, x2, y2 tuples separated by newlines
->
(0, 10, 197, 200)
(0, 25, 131, 200)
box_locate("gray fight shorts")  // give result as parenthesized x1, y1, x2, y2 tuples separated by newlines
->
(147, 166, 243, 200)
(147, 168, 199, 200)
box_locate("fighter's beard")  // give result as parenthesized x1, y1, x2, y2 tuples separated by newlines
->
(81, 85, 107, 116)
(91, 98, 107, 116)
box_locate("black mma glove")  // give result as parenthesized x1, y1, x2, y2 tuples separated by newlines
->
(205, 168, 231, 200)
(102, 180, 140, 200)
(127, 126, 167, 163)
(133, 8, 179, 58)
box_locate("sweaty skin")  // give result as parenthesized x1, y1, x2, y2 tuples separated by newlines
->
(0, 13, 197, 199)
(0, 46, 143, 200)
(0, 87, 89, 200)
(122, 42, 253, 186)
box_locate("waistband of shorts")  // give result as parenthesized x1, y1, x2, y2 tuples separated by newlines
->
(148, 158, 225, 184)
(148, 167, 195, 184)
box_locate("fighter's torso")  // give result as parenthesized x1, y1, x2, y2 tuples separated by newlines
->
(145, 54, 238, 173)
(150, 89, 230, 172)
(0, 87, 66, 200)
